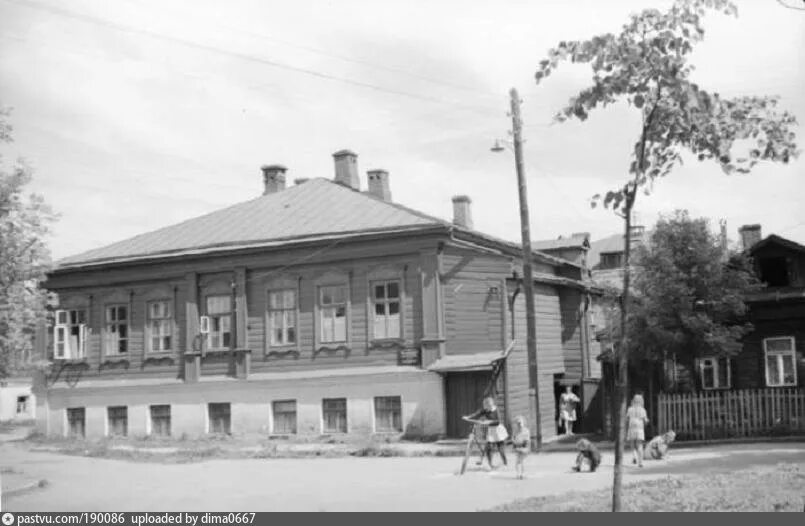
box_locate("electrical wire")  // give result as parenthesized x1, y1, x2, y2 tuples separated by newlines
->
(1, 0, 504, 118)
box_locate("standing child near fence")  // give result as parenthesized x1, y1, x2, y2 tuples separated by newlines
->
(626, 394, 649, 467)
(511, 415, 530, 479)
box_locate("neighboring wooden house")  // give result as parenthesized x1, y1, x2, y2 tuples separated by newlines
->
(731, 225, 805, 390)
(34, 150, 596, 444)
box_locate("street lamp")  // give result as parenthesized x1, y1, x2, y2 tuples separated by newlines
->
(491, 87, 542, 451)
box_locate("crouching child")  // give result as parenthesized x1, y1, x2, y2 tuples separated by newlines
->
(646, 430, 676, 460)
(572, 438, 601, 472)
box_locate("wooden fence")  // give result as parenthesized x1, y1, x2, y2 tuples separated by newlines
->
(657, 388, 805, 441)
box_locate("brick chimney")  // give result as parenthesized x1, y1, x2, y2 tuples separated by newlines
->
(367, 169, 391, 202)
(739, 224, 762, 250)
(333, 149, 360, 190)
(261, 165, 287, 195)
(452, 195, 473, 229)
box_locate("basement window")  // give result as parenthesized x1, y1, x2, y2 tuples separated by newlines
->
(322, 398, 347, 433)
(150, 405, 171, 437)
(208, 403, 231, 434)
(374, 396, 402, 433)
(67, 407, 85, 439)
(107, 406, 128, 437)
(272, 400, 297, 435)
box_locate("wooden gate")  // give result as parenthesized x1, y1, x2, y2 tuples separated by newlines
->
(445, 371, 492, 438)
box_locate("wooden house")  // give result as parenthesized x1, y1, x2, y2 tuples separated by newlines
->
(34, 150, 597, 443)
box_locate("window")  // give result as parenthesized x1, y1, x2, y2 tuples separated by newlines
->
(66, 407, 85, 438)
(698, 357, 731, 390)
(208, 403, 231, 434)
(150, 405, 171, 437)
(105, 305, 129, 355)
(268, 290, 296, 346)
(374, 396, 402, 432)
(319, 285, 347, 343)
(147, 300, 173, 352)
(272, 400, 297, 434)
(764, 337, 798, 387)
(53, 309, 87, 360)
(322, 398, 347, 433)
(206, 296, 232, 350)
(759, 257, 789, 287)
(16, 396, 29, 415)
(372, 281, 401, 340)
(107, 406, 128, 437)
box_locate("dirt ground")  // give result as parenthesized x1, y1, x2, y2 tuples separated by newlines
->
(2, 439, 805, 512)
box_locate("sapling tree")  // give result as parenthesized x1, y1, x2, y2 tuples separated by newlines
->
(533, 0, 799, 511)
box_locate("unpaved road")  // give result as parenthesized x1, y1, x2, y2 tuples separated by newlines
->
(3, 441, 804, 512)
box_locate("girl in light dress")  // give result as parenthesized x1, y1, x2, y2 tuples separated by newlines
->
(463, 397, 508, 469)
(626, 394, 649, 467)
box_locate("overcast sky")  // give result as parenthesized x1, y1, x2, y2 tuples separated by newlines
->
(1, 0, 803, 261)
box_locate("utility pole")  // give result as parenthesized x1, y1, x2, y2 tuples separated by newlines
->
(510, 87, 542, 450)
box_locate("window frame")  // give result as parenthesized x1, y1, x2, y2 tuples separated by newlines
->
(321, 397, 348, 434)
(53, 308, 88, 360)
(318, 284, 349, 345)
(373, 395, 403, 433)
(104, 304, 130, 356)
(370, 280, 402, 341)
(205, 295, 234, 351)
(267, 289, 298, 349)
(66, 407, 85, 439)
(146, 299, 174, 354)
(271, 399, 297, 435)
(149, 404, 171, 437)
(763, 336, 798, 387)
(697, 356, 732, 390)
(207, 402, 232, 434)
(16, 395, 29, 415)
(107, 406, 128, 437)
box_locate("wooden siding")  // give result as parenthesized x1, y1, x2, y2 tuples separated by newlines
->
(442, 248, 511, 355)
(559, 289, 583, 382)
(506, 286, 564, 442)
(49, 283, 186, 385)
(737, 311, 805, 389)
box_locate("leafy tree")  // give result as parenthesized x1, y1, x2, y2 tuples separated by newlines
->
(629, 211, 760, 386)
(533, 0, 799, 511)
(0, 106, 55, 378)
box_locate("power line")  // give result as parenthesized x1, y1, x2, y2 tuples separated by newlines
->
(121, 0, 503, 100)
(775, 0, 805, 11)
(2, 0, 501, 117)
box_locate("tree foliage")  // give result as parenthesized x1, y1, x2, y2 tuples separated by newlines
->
(629, 211, 760, 366)
(0, 106, 55, 378)
(533, 0, 799, 512)
(535, 0, 799, 214)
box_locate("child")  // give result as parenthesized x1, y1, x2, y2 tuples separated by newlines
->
(572, 438, 601, 472)
(646, 430, 676, 460)
(463, 397, 508, 469)
(559, 386, 581, 436)
(511, 415, 530, 479)
(626, 394, 649, 467)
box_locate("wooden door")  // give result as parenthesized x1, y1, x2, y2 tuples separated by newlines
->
(445, 371, 492, 438)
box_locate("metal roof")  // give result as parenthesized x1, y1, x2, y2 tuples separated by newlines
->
(56, 178, 446, 269)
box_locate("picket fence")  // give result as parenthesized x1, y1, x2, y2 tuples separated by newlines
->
(656, 388, 805, 441)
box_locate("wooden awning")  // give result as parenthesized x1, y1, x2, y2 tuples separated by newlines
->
(427, 342, 515, 373)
